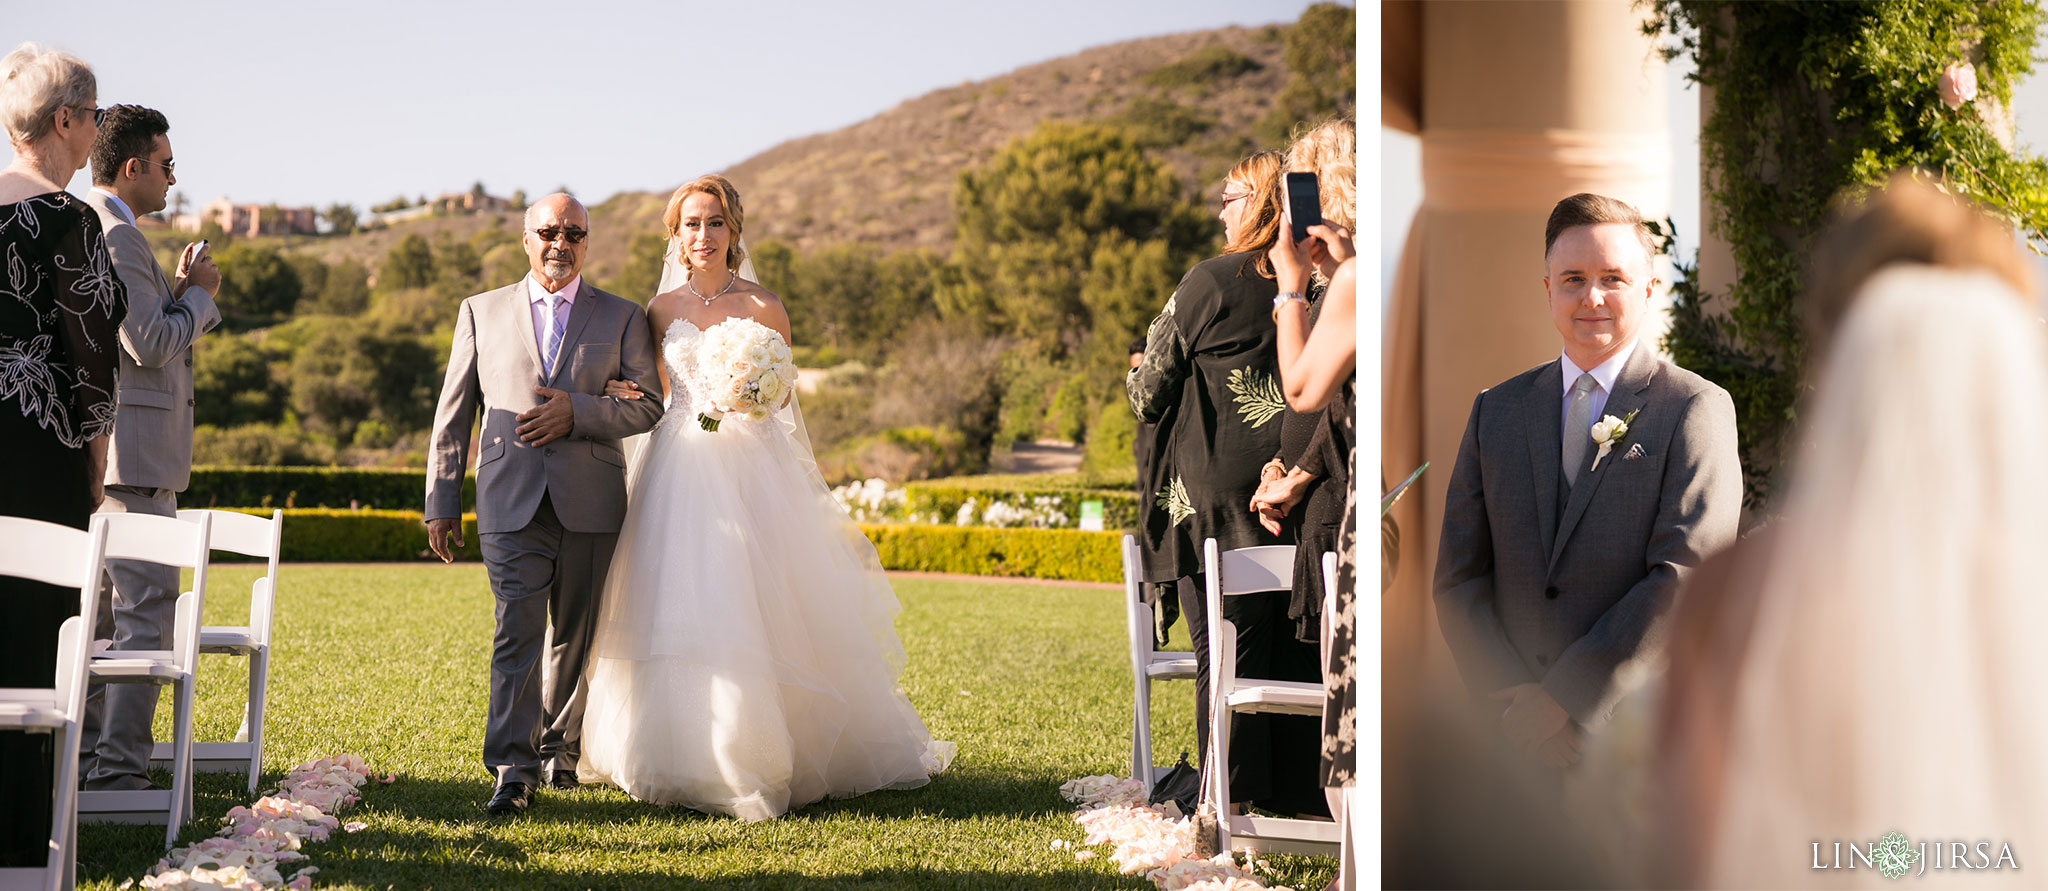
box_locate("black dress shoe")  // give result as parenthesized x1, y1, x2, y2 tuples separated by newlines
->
(548, 771, 580, 791)
(487, 781, 532, 816)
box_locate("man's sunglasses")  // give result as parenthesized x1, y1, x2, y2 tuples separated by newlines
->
(531, 226, 589, 244)
(70, 105, 106, 126)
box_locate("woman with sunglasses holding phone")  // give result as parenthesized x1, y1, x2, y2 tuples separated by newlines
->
(0, 42, 127, 866)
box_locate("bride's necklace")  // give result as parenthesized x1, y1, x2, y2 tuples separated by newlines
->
(685, 270, 738, 307)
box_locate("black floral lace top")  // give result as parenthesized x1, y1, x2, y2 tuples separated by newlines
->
(1126, 250, 1285, 581)
(0, 192, 126, 448)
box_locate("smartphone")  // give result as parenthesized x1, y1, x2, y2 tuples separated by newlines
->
(1283, 171, 1322, 243)
(190, 239, 209, 264)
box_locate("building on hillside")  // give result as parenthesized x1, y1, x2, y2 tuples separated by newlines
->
(361, 204, 435, 229)
(435, 190, 512, 214)
(173, 197, 318, 237)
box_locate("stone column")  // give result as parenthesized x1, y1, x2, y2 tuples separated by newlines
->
(1385, 0, 1670, 869)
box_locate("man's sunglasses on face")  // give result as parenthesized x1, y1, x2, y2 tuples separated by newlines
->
(532, 226, 589, 245)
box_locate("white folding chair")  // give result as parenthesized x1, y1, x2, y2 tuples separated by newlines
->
(76, 512, 211, 849)
(0, 515, 109, 891)
(149, 509, 281, 795)
(1123, 534, 1196, 788)
(1200, 538, 1340, 857)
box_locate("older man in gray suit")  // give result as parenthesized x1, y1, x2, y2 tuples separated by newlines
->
(424, 193, 663, 815)
(78, 105, 222, 791)
(1434, 193, 1740, 770)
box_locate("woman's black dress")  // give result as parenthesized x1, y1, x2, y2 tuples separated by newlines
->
(0, 192, 126, 864)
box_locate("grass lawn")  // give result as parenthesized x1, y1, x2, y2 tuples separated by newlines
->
(73, 565, 1336, 890)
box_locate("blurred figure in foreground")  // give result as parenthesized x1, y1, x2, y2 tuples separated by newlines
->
(1644, 172, 2047, 888)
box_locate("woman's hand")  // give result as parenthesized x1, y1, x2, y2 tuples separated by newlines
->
(605, 379, 645, 400)
(1306, 223, 1354, 278)
(1268, 223, 1314, 295)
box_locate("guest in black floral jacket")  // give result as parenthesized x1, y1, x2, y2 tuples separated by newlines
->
(0, 42, 126, 866)
(1127, 150, 1324, 818)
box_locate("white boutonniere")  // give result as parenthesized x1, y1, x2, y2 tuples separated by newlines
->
(1588, 408, 1640, 472)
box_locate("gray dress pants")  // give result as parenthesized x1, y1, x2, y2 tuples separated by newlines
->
(79, 484, 180, 790)
(478, 492, 616, 787)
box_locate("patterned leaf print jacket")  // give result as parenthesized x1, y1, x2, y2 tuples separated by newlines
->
(1125, 250, 1284, 582)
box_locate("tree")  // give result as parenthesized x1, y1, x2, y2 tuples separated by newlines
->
(509, 188, 527, 208)
(287, 320, 440, 441)
(214, 243, 303, 322)
(310, 259, 371, 316)
(323, 203, 358, 236)
(948, 122, 1207, 353)
(378, 234, 435, 292)
(432, 236, 482, 301)
(604, 232, 667, 305)
(1260, 2, 1357, 142)
(192, 332, 286, 427)
(471, 180, 488, 198)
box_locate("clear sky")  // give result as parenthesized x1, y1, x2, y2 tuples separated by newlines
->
(7, 0, 1325, 210)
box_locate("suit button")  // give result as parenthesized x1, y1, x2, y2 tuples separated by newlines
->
(1544, 586, 1560, 600)
(1536, 655, 1549, 667)
(186, 397, 195, 406)
(544, 447, 556, 457)
(183, 356, 192, 367)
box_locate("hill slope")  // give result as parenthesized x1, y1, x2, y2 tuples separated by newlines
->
(281, 22, 1296, 284)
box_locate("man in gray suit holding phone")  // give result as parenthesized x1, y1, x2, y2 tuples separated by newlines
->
(1433, 193, 1740, 770)
(78, 105, 222, 791)
(424, 193, 663, 816)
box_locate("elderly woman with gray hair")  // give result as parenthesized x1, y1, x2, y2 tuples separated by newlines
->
(0, 41, 125, 866)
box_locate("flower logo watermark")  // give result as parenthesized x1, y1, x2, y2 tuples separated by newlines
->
(1873, 832, 1922, 880)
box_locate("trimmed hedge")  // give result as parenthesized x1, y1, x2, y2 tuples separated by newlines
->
(209, 508, 480, 562)
(902, 476, 1140, 531)
(860, 523, 1121, 582)
(229, 509, 1120, 581)
(185, 466, 472, 512)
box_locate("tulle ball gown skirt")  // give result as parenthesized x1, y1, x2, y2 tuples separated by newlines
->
(577, 414, 953, 821)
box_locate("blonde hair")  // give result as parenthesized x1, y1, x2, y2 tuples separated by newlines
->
(1285, 118, 1356, 232)
(663, 174, 747, 273)
(1220, 150, 1286, 278)
(1806, 169, 2034, 353)
(1, 42, 94, 148)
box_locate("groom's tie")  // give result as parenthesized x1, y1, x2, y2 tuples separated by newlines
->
(1562, 372, 1597, 487)
(542, 293, 565, 379)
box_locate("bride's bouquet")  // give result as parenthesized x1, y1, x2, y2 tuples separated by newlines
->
(696, 318, 798, 431)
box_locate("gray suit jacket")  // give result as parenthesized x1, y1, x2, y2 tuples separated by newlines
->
(1433, 345, 1740, 726)
(82, 189, 221, 493)
(424, 279, 664, 535)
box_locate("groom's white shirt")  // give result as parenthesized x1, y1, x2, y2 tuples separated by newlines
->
(1557, 337, 1637, 433)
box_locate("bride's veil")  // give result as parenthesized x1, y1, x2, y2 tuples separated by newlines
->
(655, 236, 828, 491)
(1706, 266, 2048, 887)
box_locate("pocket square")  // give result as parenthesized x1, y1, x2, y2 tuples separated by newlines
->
(1624, 442, 1647, 460)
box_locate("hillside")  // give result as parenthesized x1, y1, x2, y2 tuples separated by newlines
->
(274, 22, 1297, 286)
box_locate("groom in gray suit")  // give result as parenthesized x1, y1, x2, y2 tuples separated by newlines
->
(78, 106, 222, 790)
(425, 193, 663, 815)
(1434, 193, 1740, 769)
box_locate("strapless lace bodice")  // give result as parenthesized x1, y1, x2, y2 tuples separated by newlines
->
(660, 319, 707, 416)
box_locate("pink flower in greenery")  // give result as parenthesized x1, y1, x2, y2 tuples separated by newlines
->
(1941, 61, 1978, 111)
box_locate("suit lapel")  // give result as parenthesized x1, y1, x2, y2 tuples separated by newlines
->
(1548, 345, 1660, 573)
(509, 279, 546, 379)
(1525, 361, 1564, 563)
(546, 280, 599, 386)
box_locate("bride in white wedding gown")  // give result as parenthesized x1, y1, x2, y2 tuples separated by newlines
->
(576, 175, 952, 821)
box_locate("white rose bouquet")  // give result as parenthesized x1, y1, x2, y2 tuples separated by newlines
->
(695, 317, 798, 431)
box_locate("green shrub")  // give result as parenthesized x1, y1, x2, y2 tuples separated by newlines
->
(861, 523, 1121, 582)
(185, 466, 473, 511)
(191, 425, 336, 467)
(1107, 97, 1218, 149)
(203, 508, 480, 563)
(1082, 400, 1138, 475)
(1144, 45, 1262, 89)
(209, 509, 1117, 580)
